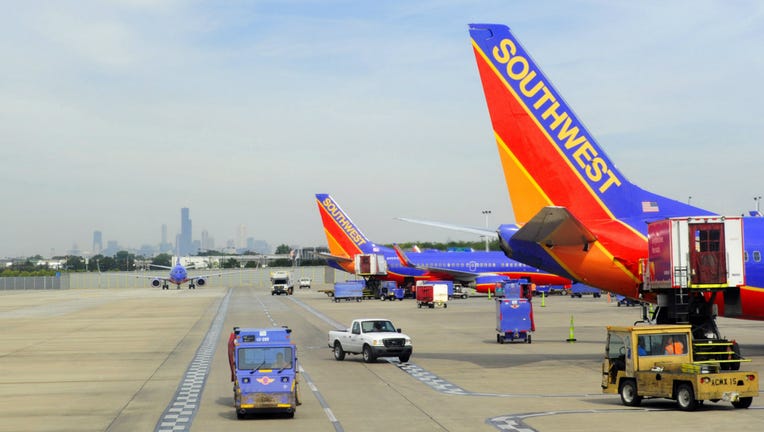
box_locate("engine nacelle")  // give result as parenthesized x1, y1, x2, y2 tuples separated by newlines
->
(474, 275, 509, 294)
(151, 279, 162, 287)
(196, 278, 206, 286)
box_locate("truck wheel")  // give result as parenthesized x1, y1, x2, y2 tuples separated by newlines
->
(362, 345, 376, 363)
(619, 380, 642, 407)
(333, 342, 345, 361)
(676, 383, 697, 411)
(732, 397, 753, 409)
(399, 354, 410, 363)
(236, 410, 245, 420)
(417, 303, 422, 308)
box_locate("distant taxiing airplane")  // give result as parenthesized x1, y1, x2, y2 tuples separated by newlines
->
(315, 193, 571, 293)
(468, 23, 764, 327)
(140, 257, 222, 289)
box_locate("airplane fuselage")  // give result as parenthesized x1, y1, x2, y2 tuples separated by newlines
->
(329, 245, 570, 291)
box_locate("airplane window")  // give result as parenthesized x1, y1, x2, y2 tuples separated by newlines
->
(754, 251, 761, 263)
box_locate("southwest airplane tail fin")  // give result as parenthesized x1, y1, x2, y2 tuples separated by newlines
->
(315, 194, 375, 262)
(468, 23, 714, 235)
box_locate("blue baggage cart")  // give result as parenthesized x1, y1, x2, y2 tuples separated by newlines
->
(333, 282, 363, 302)
(570, 284, 602, 298)
(495, 297, 534, 343)
(393, 287, 404, 300)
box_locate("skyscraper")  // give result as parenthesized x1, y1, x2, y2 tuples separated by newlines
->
(92, 231, 103, 255)
(179, 207, 192, 256)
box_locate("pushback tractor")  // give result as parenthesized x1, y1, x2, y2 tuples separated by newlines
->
(228, 327, 300, 418)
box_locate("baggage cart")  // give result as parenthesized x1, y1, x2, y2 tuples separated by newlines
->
(416, 284, 448, 308)
(333, 282, 363, 302)
(495, 297, 534, 343)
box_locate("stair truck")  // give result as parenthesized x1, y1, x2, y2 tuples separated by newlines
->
(229, 327, 300, 418)
(602, 324, 757, 410)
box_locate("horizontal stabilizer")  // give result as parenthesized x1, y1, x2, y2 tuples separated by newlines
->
(513, 207, 597, 249)
(395, 217, 497, 237)
(317, 251, 353, 263)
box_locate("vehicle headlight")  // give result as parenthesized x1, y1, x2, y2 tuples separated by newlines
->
(405, 339, 412, 346)
(372, 340, 380, 346)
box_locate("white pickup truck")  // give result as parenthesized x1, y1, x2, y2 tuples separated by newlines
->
(328, 318, 413, 363)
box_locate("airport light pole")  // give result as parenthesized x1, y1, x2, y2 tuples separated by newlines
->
(755, 196, 762, 213)
(482, 210, 491, 251)
(688, 195, 692, 205)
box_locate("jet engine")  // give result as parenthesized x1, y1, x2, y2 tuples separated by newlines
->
(151, 279, 162, 287)
(196, 278, 206, 286)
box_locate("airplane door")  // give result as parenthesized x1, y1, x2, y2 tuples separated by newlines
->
(689, 223, 726, 285)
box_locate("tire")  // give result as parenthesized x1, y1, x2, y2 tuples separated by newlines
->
(399, 353, 410, 363)
(362, 345, 376, 363)
(676, 383, 697, 411)
(619, 380, 642, 407)
(236, 410, 245, 419)
(732, 397, 753, 409)
(333, 342, 345, 361)
(527, 334, 532, 344)
(444, 303, 448, 308)
(417, 303, 422, 309)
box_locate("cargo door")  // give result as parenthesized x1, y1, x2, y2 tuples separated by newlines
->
(689, 223, 726, 285)
(359, 255, 371, 274)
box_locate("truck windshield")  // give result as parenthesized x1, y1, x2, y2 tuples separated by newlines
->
(362, 321, 396, 333)
(238, 347, 293, 370)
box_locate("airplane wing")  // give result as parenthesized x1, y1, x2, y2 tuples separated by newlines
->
(395, 217, 498, 237)
(392, 244, 480, 280)
(149, 264, 173, 270)
(512, 207, 597, 249)
(317, 252, 353, 263)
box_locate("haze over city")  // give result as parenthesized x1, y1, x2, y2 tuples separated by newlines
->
(3, 1, 764, 257)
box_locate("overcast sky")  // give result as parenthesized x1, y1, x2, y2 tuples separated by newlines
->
(3, 1, 764, 257)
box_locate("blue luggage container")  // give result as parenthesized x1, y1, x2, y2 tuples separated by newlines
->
(333, 282, 364, 302)
(570, 284, 602, 298)
(495, 298, 534, 343)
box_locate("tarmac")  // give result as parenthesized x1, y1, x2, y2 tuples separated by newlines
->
(1, 283, 762, 432)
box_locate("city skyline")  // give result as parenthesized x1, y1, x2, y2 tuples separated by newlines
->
(30, 207, 278, 259)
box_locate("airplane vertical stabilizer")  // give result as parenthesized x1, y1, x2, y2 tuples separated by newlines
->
(468, 23, 715, 236)
(315, 193, 374, 261)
